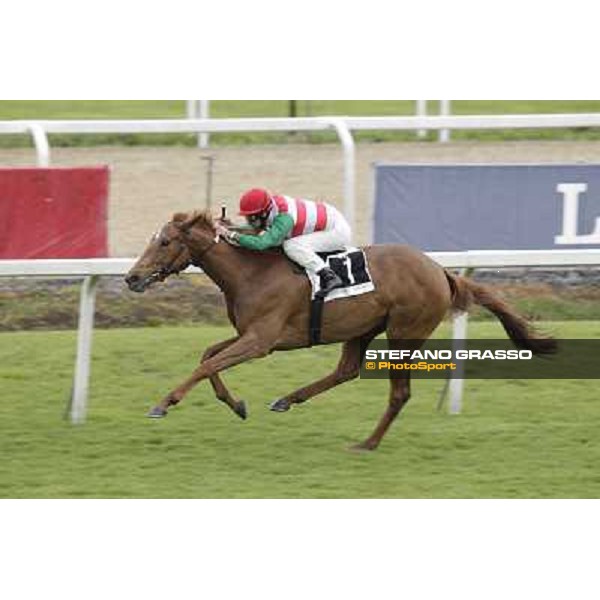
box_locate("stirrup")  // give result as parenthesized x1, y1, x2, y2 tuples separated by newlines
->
(316, 271, 342, 299)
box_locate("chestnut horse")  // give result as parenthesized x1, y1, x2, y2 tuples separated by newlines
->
(125, 210, 556, 451)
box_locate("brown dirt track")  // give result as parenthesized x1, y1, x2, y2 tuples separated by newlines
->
(3, 140, 600, 256)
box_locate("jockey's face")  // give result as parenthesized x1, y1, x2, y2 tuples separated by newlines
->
(246, 210, 269, 230)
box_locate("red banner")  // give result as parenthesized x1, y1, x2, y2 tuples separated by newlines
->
(0, 166, 109, 258)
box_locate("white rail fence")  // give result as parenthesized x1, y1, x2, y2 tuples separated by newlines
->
(4, 113, 600, 235)
(2, 249, 599, 424)
(190, 100, 450, 142)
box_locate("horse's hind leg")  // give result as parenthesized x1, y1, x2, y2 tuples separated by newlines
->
(269, 328, 380, 412)
(201, 337, 247, 420)
(352, 335, 423, 451)
(352, 373, 411, 451)
(353, 313, 443, 451)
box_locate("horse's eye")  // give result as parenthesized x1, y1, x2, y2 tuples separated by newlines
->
(160, 238, 170, 247)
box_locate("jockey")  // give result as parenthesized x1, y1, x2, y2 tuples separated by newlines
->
(219, 188, 351, 297)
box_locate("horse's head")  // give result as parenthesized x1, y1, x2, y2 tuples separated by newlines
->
(125, 213, 194, 293)
(126, 210, 228, 292)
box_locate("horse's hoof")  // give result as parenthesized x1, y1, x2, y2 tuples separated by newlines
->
(348, 442, 376, 453)
(269, 398, 290, 412)
(147, 407, 167, 418)
(235, 400, 248, 420)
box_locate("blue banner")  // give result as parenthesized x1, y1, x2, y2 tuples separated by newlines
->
(373, 164, 600, 251)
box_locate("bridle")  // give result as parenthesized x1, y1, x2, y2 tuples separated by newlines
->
(129, 217, 224, 292)
(144, 254, 189, 286)
(155, 229, 220, 282)
(150, 228, 219, 283)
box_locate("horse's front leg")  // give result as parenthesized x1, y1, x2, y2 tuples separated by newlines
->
(148, 331, 273, 418)
(200, 337, 247, 420)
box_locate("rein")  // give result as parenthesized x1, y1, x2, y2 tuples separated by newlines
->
(192, 233, 220, 261)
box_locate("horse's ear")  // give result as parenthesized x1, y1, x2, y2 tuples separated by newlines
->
(174, 211, 202, 233)
(172, 212, 188, 224)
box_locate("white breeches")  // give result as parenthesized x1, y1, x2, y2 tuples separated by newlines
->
(282, 207, 352, 273)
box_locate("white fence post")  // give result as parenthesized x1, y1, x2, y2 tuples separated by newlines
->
(185, 100, 196, 119)
(416, 100, 428, 138)
(439, 100, 451, 143)
(186, 100, 210, 148)
(199, 100, 210, 149)
(70, 275, 99, 424)
(27, 124, 50, 167)
(448, 310, 469, 414)
(326, 119, 356, 233)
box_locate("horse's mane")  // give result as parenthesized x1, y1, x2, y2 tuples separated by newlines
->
(172, 210, 215, 232)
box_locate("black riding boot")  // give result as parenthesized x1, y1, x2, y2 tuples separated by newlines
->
(316, 267, 342, 298)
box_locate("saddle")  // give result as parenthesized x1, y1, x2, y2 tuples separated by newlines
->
(301, 247, 375, 346)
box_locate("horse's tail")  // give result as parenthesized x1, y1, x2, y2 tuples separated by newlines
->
(445, 271, 557, 356)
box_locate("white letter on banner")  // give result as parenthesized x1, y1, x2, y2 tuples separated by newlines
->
(555, 183, 600, 244)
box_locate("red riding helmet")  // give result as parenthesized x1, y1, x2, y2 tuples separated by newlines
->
(239, 188, 272, 216)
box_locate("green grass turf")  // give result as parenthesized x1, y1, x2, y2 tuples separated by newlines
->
(0, 320, 598, 498)
(2, 100, 600, 146)
(4, 100, 600, 120)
